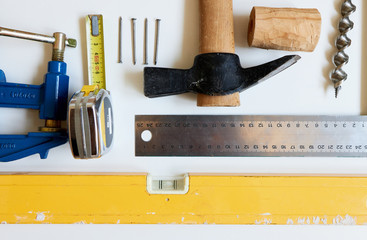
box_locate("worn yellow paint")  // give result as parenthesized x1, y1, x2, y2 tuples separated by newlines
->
(0, 173, 367, 224)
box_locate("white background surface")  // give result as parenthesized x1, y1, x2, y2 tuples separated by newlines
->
(0, 0, 367, 239)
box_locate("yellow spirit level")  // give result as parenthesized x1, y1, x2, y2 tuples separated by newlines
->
(0, 173, 366, 224)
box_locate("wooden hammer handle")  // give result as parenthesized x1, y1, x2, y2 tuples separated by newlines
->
(197, 0, 240, 107)
(199, 0, 235, 54)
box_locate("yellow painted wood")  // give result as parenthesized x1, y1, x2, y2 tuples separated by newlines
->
(0, 173, 366, 224)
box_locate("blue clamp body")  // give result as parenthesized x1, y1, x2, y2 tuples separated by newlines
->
(0, 61, 69, 162)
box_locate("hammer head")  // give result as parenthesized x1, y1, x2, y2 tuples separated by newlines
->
(144, 53, 300, 98)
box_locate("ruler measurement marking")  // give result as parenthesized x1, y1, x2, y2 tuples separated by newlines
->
(136, 121, 367, 129)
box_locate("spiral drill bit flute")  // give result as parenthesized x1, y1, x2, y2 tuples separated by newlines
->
(331, 0, 356, 98)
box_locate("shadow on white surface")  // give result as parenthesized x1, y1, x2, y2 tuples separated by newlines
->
(1, 225, 367, 240)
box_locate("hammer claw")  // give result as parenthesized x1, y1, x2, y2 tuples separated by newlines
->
(241, 55, 301, 91)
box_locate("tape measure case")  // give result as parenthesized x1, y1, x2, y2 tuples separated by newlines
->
(68, 87, 113, 159)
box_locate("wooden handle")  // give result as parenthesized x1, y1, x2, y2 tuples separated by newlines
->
(248, 7, 321, 52)
(199, 0, 235, 53)
(197, 0, 240, 107)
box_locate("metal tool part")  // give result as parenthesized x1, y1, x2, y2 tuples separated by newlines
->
(145, 5, 300, 100)
(86, 15, 106, 89)
(0, 27, 76, 61)
(68, 86, 114, 159)
(0, 27, 76, 161)
(136, 115, 367, 157)
(153, 19, 160, 65)
(131, 18, 137, 65)
(143, 18, 148, 65)
(118, 17, 122, 63)
(0, 27, 75, 46)
(144, 54, 300, 97)
(331, 0, 356, 98)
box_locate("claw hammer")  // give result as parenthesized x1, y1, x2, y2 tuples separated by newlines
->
(144, 0, 300, 107)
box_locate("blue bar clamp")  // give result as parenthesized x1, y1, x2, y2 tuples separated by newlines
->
(0, 27, 77, 162)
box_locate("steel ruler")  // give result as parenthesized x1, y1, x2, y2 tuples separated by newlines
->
(135, 115, 367, 157)
(86, 14, 106, 89)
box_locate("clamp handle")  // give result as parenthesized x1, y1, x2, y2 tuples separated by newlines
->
(0, 27, 77, 61)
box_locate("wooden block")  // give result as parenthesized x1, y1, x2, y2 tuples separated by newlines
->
(248, 7, 322, 52)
